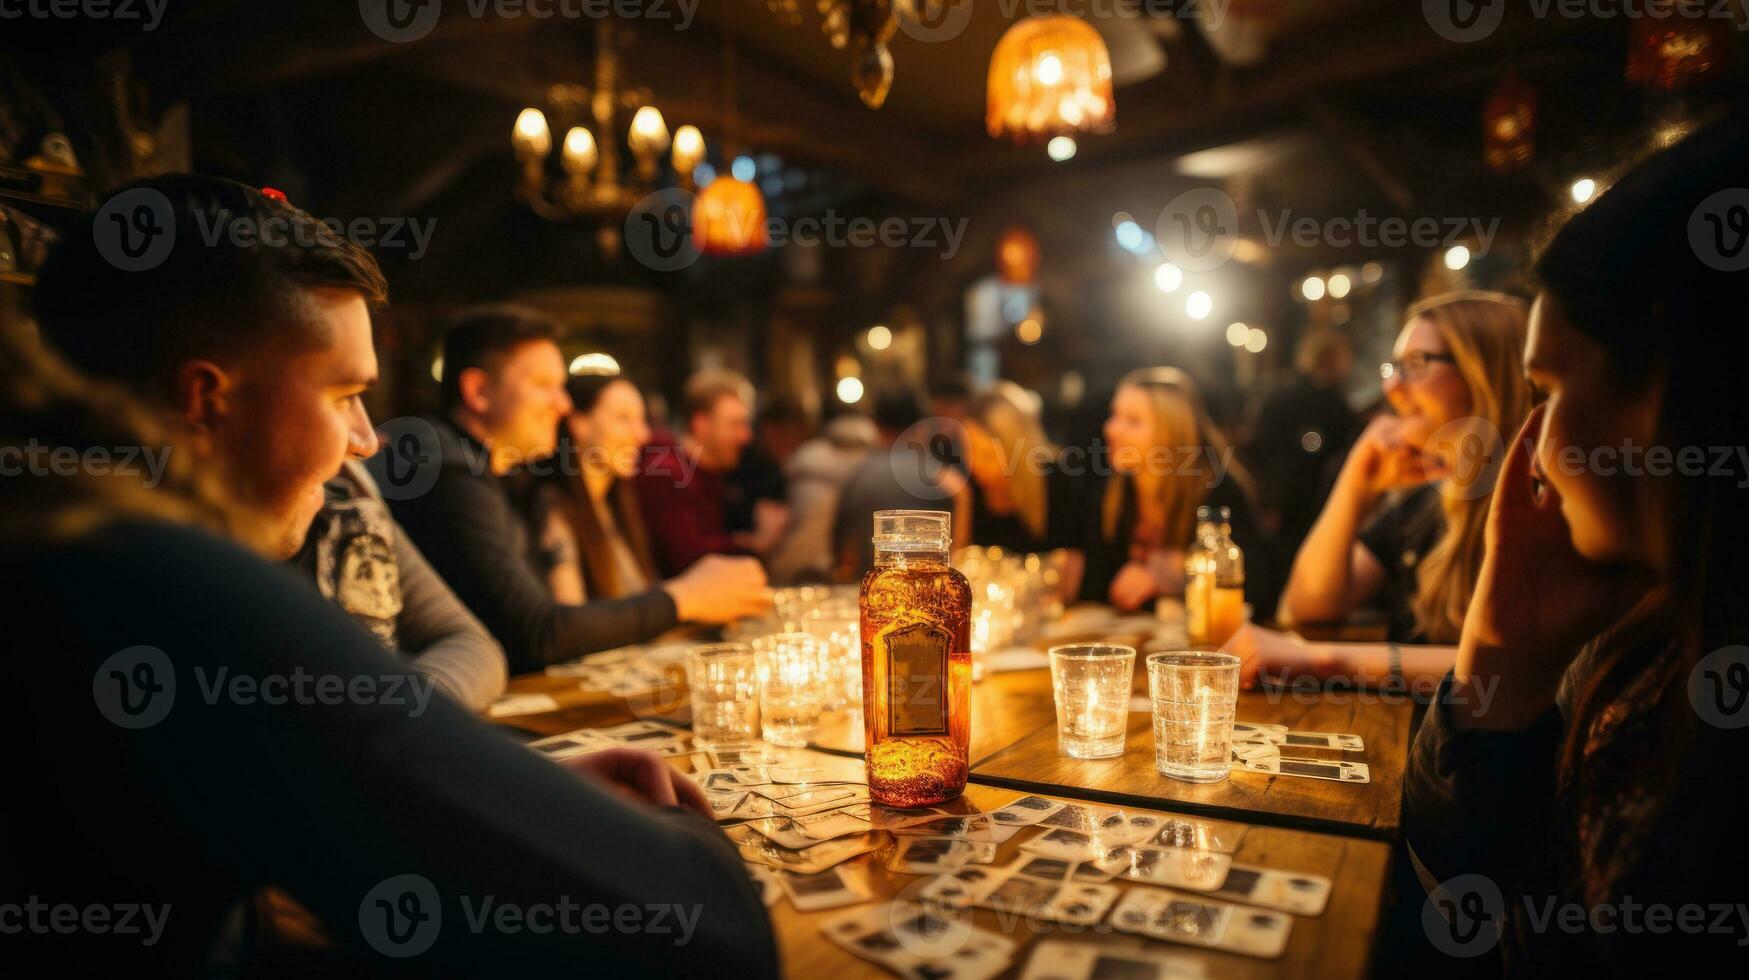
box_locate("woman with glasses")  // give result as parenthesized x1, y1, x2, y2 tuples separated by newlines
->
(1226, 292, 1530, 690)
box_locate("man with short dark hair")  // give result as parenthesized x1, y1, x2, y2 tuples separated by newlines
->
(34, 174, 505, 709)
(634, 368, 764, 576)
(373, 309, 770, 675)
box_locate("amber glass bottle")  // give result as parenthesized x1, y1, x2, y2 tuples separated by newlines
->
(859, 510, 971, 807)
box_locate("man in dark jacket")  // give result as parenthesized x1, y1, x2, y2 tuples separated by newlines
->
(371, 307, 768, 675)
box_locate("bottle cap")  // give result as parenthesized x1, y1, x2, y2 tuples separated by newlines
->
(873, 510, 952, 552)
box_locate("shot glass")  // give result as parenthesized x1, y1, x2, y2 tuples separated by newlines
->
(1048, 644, 1136, 759)
(685, 643, 760, 748)
(752, 632, 827, 747)
(1147, 650, 1241, 783)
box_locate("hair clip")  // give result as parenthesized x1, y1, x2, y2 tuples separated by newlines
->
(260, 187, 288, 203)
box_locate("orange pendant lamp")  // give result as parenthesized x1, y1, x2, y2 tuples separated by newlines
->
(693, 174, 768, 256)
(987, 16, 1115, 142)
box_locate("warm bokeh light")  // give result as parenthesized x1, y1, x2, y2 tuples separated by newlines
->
(987, 16, 1115, 141)
(671, 125, 706, 174)
(561, 127, 597, 175)
(569, 353, 621, 375)
(1570, 177, 1597, 204)
(1444, 245, 1472, 271)
(1226, 322, 1249, 347)
(867, 325, 893, 351)
(1016, 316, 1043, 344)
(836, 376, 865, 404)
(693, 176, 768, 256)
(512, 107, 551, 159)
(1047, 136, 1078, 162)
(628, 105, 670, 156)
(998, 226, 1042, 284)
(1244, 327, 1268, 353)
(1153, 262, 1183, 293)
(1186, 291, 1213, 320)
(1301, 276, 1326, 301)
(1327, 273, 1352, 299)
(1361, 261, 1384, 283)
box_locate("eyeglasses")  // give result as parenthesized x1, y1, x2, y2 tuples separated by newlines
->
(1381, 351, 1456, 382)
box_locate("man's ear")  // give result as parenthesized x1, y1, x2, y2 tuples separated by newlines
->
(171, 359, 233, 453)
(457, 366, 491, 416)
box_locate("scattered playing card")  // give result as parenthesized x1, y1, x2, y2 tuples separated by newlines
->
(972, 868, 1120, 926)
(728, 827, 883, 875)
(890, 814, 1002, 842)
(1097, 846, 1233, 891)
(887, 836, 992, 875)
(780, 865, 872, 911)
(823, 904, 1016, 978)
(1233, 755, 1371, 783)
(486, 693, 559, 718)
(1150, 816, 1249, 854)
(1111, 886, 1293, 959)
(1207, 865, 1333, 916)
(1234, 728, 1365, 752)
(988, 795, 1067, 827)
(1019, 938, 1207, 980)
(748, 807, 872, 849)
(1018, 827, 1103, 862)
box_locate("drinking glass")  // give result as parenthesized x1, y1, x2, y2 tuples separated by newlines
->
(1147, 650, 1241, 782)
(1049, 644, 1136, 759)
(686, 643, 760, 747)
(752, 632, 826, 747)
(800, 599, 860, 711)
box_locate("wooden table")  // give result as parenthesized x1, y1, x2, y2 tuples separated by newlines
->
(660, 751, 1391, 980)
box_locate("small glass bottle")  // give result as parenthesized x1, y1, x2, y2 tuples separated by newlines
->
(1185, 505, 1245, 648)
(859, 510, 972, 807)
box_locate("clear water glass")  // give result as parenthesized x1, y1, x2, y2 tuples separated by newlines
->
(752, 632, 826, 747)
(686, 643, 760, 747)
(1147, 650, 1241, 783)
(1049, 644, 1136, 759)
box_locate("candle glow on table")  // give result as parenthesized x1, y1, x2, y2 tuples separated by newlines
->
(752, 632, 826, 747)
(1148, 650, 1241, 782)
(1048, 644, 1136, 759)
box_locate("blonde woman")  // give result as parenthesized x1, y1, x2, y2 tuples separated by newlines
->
(963, 381, 1067, 553)
(1230, 291, 1532, 689)
(1078, 367, 1262, 611)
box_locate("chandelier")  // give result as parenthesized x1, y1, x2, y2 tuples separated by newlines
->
(511, 19, 706, 225)
(766, 0, 969, 109)
(987, 16, 1115, 141)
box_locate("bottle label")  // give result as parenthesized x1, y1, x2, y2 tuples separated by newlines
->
(883, 622, 950, 736)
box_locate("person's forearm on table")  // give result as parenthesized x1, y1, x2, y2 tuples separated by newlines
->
(1316, 642, 1456, 690)
(1280, 463, 1377, 623)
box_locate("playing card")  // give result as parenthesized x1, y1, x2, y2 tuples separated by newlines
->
(890, 814, 1002, 843)
(727, 827, 883, 874)
(767, 758, 867, 784)
(525, 730, 608, 761)
(1230, 721, 1287, 739)
(1230, 741, 1281, 763)
(972, 868, 1119, 927)
(988, 795, 1068, 827)
(916, 865, 1002, 910)
(1233, 755, 1371, 783)
(486, 693, 559, 718)
(1111, 886, 1293, 958)
(748, 807, 871, 849)
(746, 864, 780, 907)
(869, 803, 962, 831)
(1233, 728, 1365, 752)
(780, 865, 872, 911)
(1097, 846, 1233, 891)
(709, 745, 776, 768)
(887, 836, 993, 875)
(1150, 816, 1249, 854)
(1019, 939, 1206, 980)
(1019, 827, 1106, 862)
(825, 905, 1016, 980)
(774, 787, 871, 817)
(1208, 865, 1333, 916)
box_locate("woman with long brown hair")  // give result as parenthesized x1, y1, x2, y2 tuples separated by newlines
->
(1404, 112, 1749, 973)
(1229, 292, 1531, 691)
(1077, 367, 1263, 611)
(962, 380, 1069, 553)
(538, 371, 662, 603)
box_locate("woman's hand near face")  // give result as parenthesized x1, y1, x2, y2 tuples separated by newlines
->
(1108, 560, 1161, 611)
(1348, 415, 1442, 497)
(1453, 406, 1650, 729)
